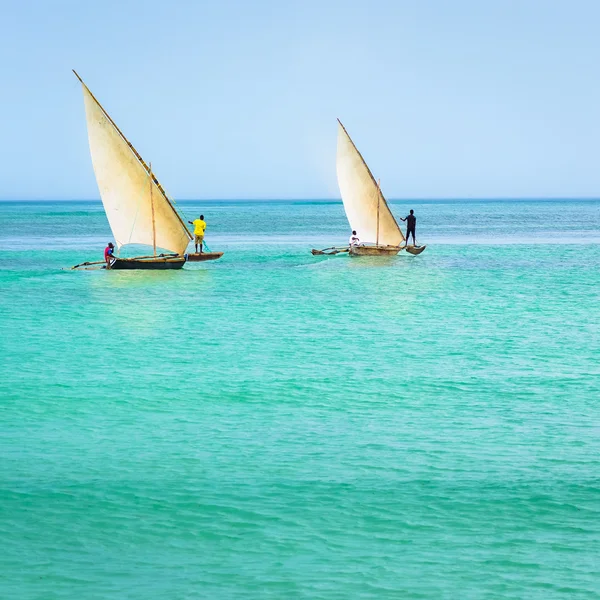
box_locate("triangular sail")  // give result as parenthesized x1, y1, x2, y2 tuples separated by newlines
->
(336, 120, 404, 246)
(75, 72, 192, 255)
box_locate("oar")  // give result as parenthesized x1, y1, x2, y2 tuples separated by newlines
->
(202, 240, 212, 253)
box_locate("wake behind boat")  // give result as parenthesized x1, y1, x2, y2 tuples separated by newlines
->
(311, 119, 426, 257)
(71, 71, 192, 270)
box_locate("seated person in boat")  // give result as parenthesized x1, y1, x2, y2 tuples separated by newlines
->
(104, 242, 115, 269)
(349, 230, 360, 246)
(400, 210, 417, 245)
(188, 214, 207, 253)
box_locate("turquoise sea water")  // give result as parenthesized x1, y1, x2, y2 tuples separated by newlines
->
(1, 199, 600, 599)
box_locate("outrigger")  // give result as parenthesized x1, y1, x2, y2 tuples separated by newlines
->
(187, 252, 224, 262)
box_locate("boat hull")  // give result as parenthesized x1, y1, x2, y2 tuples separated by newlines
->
(349, 245, 401, 256)
(110, 255, 186, 270)
(405, 245, 426, 255)
(186, 252, 223, 262)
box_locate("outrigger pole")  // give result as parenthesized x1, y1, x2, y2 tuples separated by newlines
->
(310, 247, 350, 256)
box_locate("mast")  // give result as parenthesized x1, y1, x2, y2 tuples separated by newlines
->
(150, 162, 157, 256)
(72, 70, 192, 241)
(376, 178, 381, 246)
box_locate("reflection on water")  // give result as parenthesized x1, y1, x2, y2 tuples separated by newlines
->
(87, 268, 214, 336)
(346, 255, 399, 268)
(94, 269, 184, 290)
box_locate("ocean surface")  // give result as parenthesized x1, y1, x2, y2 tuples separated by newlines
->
(1, 199, 599, 599)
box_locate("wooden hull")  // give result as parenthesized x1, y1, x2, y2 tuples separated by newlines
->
(186, 252, 223, 262)
(349, 245, 401, 256)
(110, 255, 186, 270)
(405, 245, 426, 255)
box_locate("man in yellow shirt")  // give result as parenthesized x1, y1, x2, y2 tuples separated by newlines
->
(188, 214, 207, 253)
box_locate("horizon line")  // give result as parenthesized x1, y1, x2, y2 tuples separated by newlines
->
(2, 196, 600, 203)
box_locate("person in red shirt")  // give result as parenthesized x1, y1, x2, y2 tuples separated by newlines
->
(104, 242, 115, 269)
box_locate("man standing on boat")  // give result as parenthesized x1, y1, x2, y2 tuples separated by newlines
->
(400, 210, 417, 246)
(188, 215, 207, 254)
(104, 242, 115, 269)
(349, 230, 360, 247)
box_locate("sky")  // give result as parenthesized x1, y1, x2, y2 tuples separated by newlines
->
(1, 0, 600, 200)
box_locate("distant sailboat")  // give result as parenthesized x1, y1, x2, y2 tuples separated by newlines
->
(71, 70, 192, 270)
(312, 119, 426, 256)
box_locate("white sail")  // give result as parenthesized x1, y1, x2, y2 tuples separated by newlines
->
(77, 76, 192, 255)
(336, 120, 404, 246)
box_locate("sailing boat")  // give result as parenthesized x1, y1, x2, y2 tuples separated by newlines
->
(71, 71, 192, 270)
(312, 119, 426, 256)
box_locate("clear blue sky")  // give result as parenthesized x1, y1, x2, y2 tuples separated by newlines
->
(1, 0, 599, 200)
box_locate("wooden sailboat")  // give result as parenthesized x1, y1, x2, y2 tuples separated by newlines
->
(71, 71, 193, 270)
(312, 120, 426, 256)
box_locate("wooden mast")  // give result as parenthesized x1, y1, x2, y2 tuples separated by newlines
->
(149, 162, 157, 256)
(376, 179, 381, 247)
